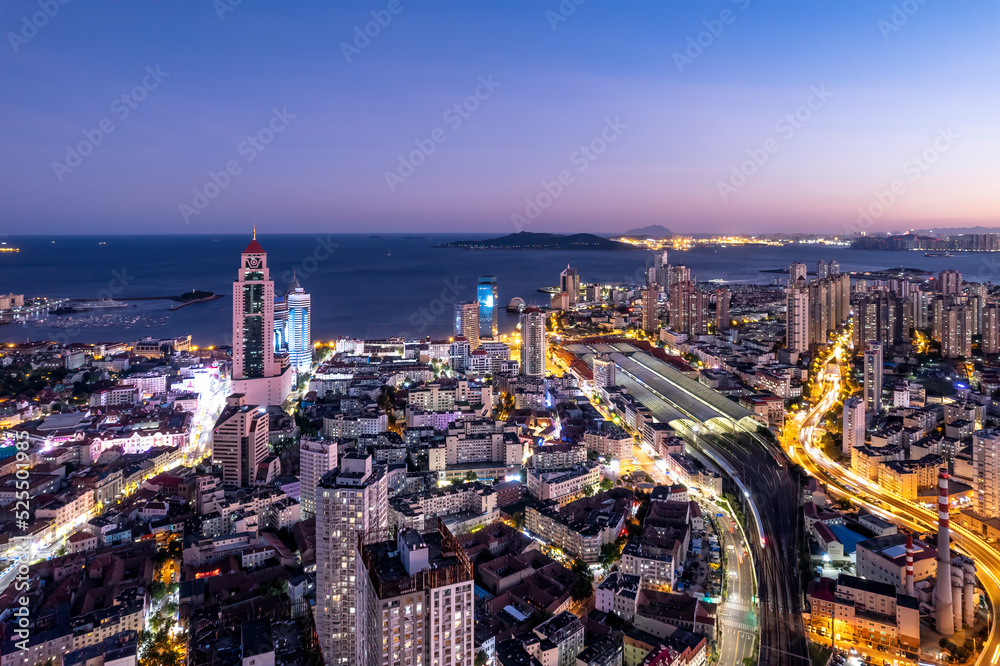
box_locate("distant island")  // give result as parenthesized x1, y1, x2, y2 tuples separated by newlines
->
(619, 224, 674, 238)
(436, 232, 639, 251)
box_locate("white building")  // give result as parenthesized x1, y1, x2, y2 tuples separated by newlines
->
(298, 437, 337, 520)
(357, 525, 475, 666)
(285, 272, 312, 375)
(973, 429, 1000, 518)
(520, 307, 546, 377)
(316, 453, 388, 666)
(843, 397, 865, 455)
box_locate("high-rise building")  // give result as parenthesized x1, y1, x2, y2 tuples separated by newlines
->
(983, 304, 1000, 355)
(864, 341, 884, 417)
(641, 285, 658, 333)
(843, 397, 865, 455)
(789, 262, 807, 285)
(286, 271, 312, 375)
(212, 393, 269, 487)
(715, 287, 731, 332)
(938, 269, 962, 295)
(299, 437, 338, 520)
(785, 277, 809, 353)
(853, 293, 903, 348)
(668, 281, 708, 335)
(231, 232, 293, 405)
(654, 251, 669, 289)
(816, 259, 828, 280)
(593, 354, 615, 389)
(357, 525, 475, 666)
(316, 453, 388, 666)
(941, 305, 973, 358)
(453, 301, 480, 351)
(667, 265, 691, 290)
(477, 276, 498, 339)
(829, 260, 840, 276)
(520, 306, 546, 377)
(560, 265, 580, 306)
(973, 429, 1000, 518)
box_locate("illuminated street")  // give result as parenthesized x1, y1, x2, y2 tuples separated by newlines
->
(786, 331, 1000, 666)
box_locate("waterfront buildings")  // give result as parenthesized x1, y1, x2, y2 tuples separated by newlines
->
(560, 264, 580, 306)
(231, 233, 293, 405)
(668, 281, 707, 335)
(478, 276, 498, 339)
(286, 271, 312, 375)
(789, 262, 807, 285)
(454, 301, 480, 351)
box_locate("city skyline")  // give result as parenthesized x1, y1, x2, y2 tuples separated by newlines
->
(2, 2, 998, 235)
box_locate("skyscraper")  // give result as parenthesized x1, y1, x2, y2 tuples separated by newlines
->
(973, 429, 1000, 518)
(286, 271, 312, 375)
(715, 287, 731, 332)
(453, 301, 480, 351)
(231, 232, 293, 405)
(842, 397, 865, 455)
(816, 259, 828, 280)
(983, 304, 1000, 355)
(641, 284, 658, 333)
(938, 269, 962, 295)
(863, 341, 884, 417)
(477, 276, 498, 339)
(941, 305, 973, 358)
(668, 281, 708, 335)
(520, 306, 546, 377)
(212, 393, 269, 487)
(357, 525, 475, 666)
(789, 262, 807, 285)
(560, 264, 580, 306)
(785, 277, 809, 353)
(299, 437, 337, 520)
(316, 453, 388, 666)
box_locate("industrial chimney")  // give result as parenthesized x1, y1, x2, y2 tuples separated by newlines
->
(963, 560, 976, 627)
(935, 469, 955, 636)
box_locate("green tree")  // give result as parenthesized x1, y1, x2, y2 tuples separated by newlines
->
(599, 479, 613, 492)
(465, 471, 479, 482)
(475, 651, 488, 666)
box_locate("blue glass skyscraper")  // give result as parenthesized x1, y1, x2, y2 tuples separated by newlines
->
(477, 276, 498, 339)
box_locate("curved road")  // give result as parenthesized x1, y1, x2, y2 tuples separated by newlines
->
(790, 339, 1000, 666)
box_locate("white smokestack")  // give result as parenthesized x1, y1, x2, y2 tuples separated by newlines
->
(952, 566, 964, 630)
(964, 560, 976, 627)
(935, 469, 955, 636)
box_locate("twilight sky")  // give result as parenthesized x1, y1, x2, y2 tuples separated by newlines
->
(1, 1, 998, 235)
